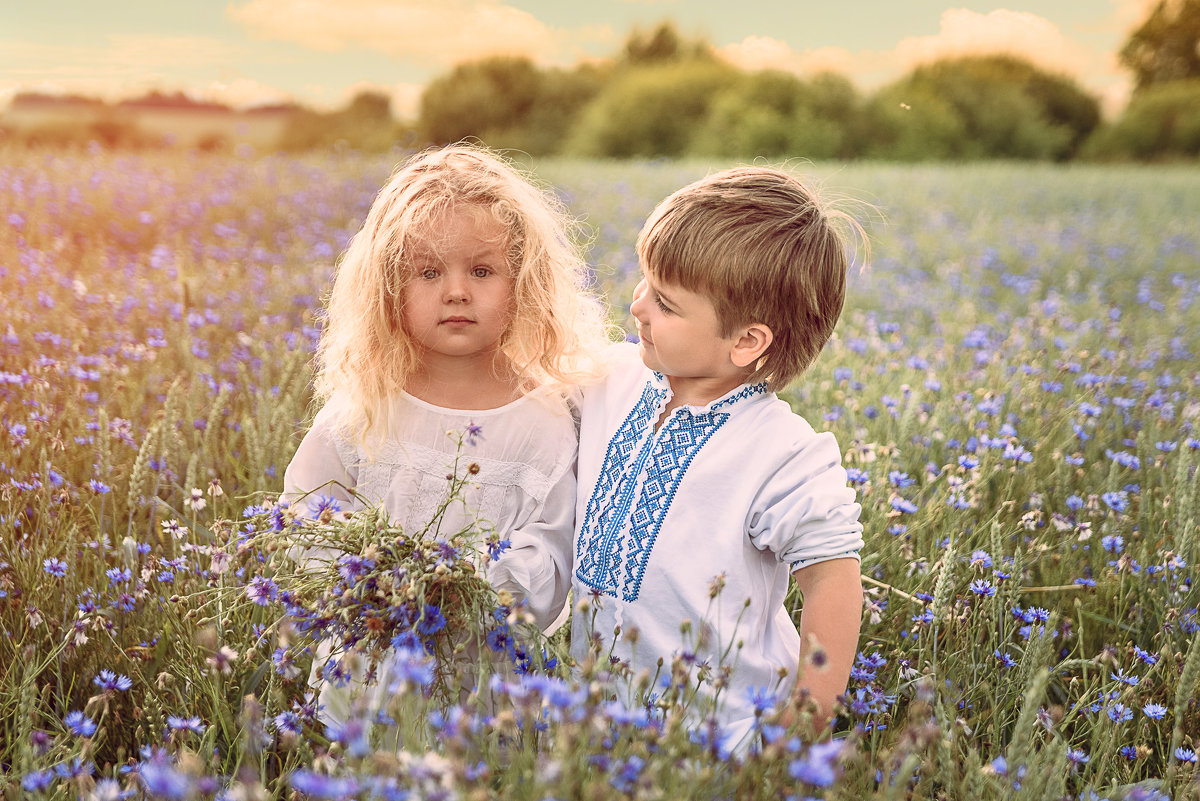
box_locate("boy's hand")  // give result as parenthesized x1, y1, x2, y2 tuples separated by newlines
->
(788, 557, 863, 731)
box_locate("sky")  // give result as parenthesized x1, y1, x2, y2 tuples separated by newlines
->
(0, 0, 1158, 118)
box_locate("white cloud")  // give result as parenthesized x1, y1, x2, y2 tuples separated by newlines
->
(228, 0, 607, 67)
(891, 9, 1093, 76)
(718, 9, 1123, 96)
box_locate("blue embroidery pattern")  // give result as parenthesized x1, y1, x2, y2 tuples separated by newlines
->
(576, 379, 766, 602)
(575, 381, 667, 587)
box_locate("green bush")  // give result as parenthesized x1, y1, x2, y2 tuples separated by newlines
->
(564, 60, 739, 158)
(1083, 79, 1200, 161)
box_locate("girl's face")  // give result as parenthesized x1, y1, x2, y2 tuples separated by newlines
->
(400, 205, 515, 368)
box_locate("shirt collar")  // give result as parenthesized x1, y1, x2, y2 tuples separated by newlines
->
(647, 371, 770, 413)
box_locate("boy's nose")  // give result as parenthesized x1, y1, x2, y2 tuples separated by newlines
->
(629, 280, 648, 320)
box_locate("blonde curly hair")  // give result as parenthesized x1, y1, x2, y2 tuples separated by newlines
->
(314, 144, 611, 446)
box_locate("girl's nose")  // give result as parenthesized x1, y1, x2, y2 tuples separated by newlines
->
(444, 274, 469, 302)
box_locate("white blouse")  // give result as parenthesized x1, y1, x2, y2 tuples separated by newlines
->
(283, 388, 578, 631)
(571, 344, 863, 748)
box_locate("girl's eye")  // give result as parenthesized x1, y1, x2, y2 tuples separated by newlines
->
(419, 268, 438, 280)
(471, 266, 491, 278)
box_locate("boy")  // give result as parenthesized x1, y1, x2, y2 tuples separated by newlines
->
(571, 167, 864, 748)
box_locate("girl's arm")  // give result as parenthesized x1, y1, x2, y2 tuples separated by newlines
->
(282, 408, 358, 517)
(486, 455, 576, 632)
(789, 557, 862, 731)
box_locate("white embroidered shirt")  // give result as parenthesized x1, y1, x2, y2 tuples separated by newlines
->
(571, 344, 863, 745)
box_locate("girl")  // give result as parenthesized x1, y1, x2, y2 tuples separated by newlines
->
(283, 144, 610, 722)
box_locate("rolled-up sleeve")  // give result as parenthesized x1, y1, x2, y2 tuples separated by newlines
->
(746, 431, 863, 569)
(486, 453, 576, 632)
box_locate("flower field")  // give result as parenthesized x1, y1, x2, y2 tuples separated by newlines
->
(1, 148, 1198, 800)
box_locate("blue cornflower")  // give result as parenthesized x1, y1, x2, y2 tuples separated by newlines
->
(891, 497, 918, 514)
(1065, 495, 1084, 511)
(21, 769, 54, 792)
(166, 716, 205, 735)
(1175, 747, 1197, 763)
(789, 740, 842, 787)
(1065, 454, 1085, 466)
(245, 575, 278, 606)
(888, 470, 915, 488)
(273, 711, 302, 735)
(1106, 703, 1133, 723)
(1101, 535, 1125, 553)
(336, 554, 375, 586)
(912, 609, 935, 625)
(1133, 646, 1159, 665)
(89, 479, 111, 494)
(1120, 745, 1138, 760)
(1074, 577, 1097, 587)
(1066, 747, 1089, 766)
(64, 710, 97, 737)
(1142, 703, 1167, 720)
(1101, 491, 1129, 513)
(465, 422, 484, 446)
(969, 550, 993, 568)
(958, 455, 979, 470)
(1111, 670, 1139, 686)
(969, 580, 996, 597)
(417, 605, 446, 636)
(994, 649, 1016, 668)
(609, 755, 645, 794)
(105, 566, 132, 585)
(306, 495, 341, 517)
(846, 468, 869, 485)
(487, 537, 511, 562)
(746, 686, 779, 716)
(138, 759, 193, 800)
(93, 670, 132, 692)
(42, 557, 68, 577)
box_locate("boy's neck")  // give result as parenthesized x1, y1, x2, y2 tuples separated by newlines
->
(406, 354, 524, 410)
(660, 373, 751, 418)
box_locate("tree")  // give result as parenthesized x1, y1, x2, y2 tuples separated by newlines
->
(1083, 79, 1200, 160)
(417, 57, 604, 154)
(1120, 0, 1200, 90)
(622, 21, 713, 65)
(564, 60, 738, 158)
(862, 56, 1100, 160)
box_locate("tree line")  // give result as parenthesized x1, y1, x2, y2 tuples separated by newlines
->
(5, 2, 1198, 161)
(332, 4, 1200, 162)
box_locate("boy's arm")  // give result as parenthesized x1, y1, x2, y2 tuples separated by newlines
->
(788, 557, 863, 731)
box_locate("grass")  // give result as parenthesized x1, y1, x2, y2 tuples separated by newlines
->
(0, 147, 1198, 799)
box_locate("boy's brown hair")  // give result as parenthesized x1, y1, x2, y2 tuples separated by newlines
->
(636, 166, 859, 391)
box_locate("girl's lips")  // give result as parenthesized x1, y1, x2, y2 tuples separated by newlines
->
(441, 317, 473, 326)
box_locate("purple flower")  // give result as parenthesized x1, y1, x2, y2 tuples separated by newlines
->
(1142, 703, 1166, 720)
(1175, 747, 1197, 764)
(969, 580, 996, 597)
(465, 421, 484, 446)
(417, 605, 446, 636)
(42, 557, 68, 577)
(166, 716, 205, 735)
(245, 575, 278, 606)
(93, 670, 132, 692)
(64, 710, 97, 737)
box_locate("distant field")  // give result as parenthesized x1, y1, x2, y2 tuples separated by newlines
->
(1, 151, 1198, 799)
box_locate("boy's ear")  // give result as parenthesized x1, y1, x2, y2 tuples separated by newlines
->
(730, 323, 773, 369)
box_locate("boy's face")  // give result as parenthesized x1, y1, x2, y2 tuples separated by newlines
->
(629, 267, 746, 391)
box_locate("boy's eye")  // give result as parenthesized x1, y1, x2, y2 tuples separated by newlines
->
(653, 294, 672, 314)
